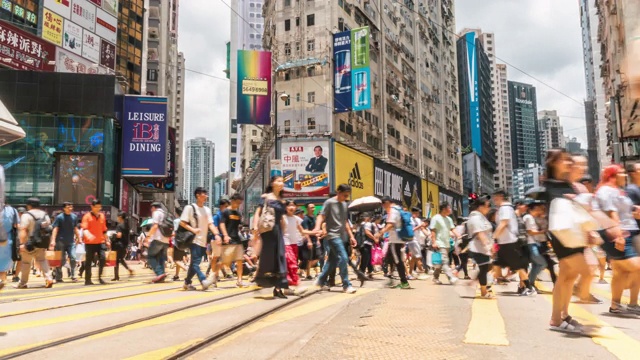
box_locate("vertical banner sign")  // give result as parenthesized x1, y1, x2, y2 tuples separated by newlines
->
(42, 8, 64, 46)
(121, 96, 168, 177)
(135, 127, 176, 191)
(237, 50, 272, 125)
(465, 32, 481, 156)
(333, 31, 352, 113)
(351, 27, 371, 111)
(230, 157, 237, 173)
(280, 140, 331, 198)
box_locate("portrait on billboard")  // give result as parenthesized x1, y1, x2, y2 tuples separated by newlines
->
(54, 152, 103, 205)
(100, 40, 115, 70)
(281, 140, 331, 198)
(305, 145, 328, 172)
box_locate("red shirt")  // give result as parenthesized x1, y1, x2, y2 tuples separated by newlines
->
(81, 212, 107, 244)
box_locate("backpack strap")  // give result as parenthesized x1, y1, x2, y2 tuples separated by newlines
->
(190, 204, 198, 227)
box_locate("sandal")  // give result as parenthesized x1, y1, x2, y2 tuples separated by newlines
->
(609, 307, 624, 314)
(549, 320, 583, 334)
(563, 316, 582, 327)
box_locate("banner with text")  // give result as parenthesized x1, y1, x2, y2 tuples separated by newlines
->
(134, 127, 176, 191)
(237, 50, 272, 125)
(333, 31, 352, 113)
(374, 159, 422, 210)
(280, 140, 331, 198)
(121, 96, 168, 177)
(334, 142, 373, 199)
(0, 20, 56, 71)
(351, 27, 371, 111)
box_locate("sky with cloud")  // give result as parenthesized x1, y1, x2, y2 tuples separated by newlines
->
(178, 0, 590, 175)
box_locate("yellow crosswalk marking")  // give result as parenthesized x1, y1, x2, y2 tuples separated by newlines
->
(463, 294, 509, 346)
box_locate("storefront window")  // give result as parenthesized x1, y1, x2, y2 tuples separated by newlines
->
(0, 115, 118, 206)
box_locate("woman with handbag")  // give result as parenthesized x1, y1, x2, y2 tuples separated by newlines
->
(252, 176, 289, 299)
(594, 165, 640, 314)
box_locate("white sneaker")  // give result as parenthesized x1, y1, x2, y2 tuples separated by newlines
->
(449, 276, 458, 285)
(182, 283, 196, 291)
(211, 275, 218, 288)
(343, 286, 357, 294)
(201, 279, 213, 291)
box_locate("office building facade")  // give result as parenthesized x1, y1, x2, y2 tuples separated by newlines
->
(508, 81, 540, 169)
(185, 138, 215, 206)
(538, 110, 564, 159)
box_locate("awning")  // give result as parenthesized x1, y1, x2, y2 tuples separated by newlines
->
(0, 99, 26, 146)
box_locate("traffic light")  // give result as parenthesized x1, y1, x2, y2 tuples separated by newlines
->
(468, 192, 479, 201)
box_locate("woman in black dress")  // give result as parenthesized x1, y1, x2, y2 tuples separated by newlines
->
(112, 212, 134, 281)
(252, 176, 289, 298)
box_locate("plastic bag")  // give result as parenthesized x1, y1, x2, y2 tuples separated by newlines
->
(371, 245, 383, 266)
(549, 198, 598, 248)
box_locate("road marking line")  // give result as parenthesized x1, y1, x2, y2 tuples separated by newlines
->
(127, 288, 377, 360)
(537, 282, 640, 360)
(0, 286, 255, 333)
(0, 279, 158, 301)
(463, 293, 509, 346)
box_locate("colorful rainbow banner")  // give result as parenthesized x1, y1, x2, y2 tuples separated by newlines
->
(237, 50, 272, 125)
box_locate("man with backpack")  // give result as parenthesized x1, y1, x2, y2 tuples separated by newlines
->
(146, 202, 171, 283)
(49, 202, 80, 283)
(16, 197, 53, 289)
(377, 197, 411, 289)
(429, 202, 458, 285)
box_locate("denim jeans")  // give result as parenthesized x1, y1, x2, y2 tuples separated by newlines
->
(54, 243, 76, 280)
(185, 244, 207, 285)
(147, 241, 168, 276)
(528, 243, 547, 285)
(317, 237, 351, 289)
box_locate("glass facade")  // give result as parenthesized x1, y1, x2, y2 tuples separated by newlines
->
(117, 0, 144, 95)
(0, 115, 119, 206)
(0, 0, 39, 34)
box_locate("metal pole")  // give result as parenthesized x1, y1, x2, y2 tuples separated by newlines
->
(275, 91, 279, 159)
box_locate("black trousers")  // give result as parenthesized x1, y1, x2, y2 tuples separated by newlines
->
(456, 253, 469, 277)
(85, 243, 106, 282)
(113, 246, 130, 279)
(358, 244, 374, 274)
(385, 243, 407, 283)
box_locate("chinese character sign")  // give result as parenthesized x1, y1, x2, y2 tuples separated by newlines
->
(121, 96, 168, 177)
(333, 31, 352, 113)
(42, 8, 64, 46)
(236, 50, 272, 125)
(280, 140, 331, 198)
(0, 21, 55, 71)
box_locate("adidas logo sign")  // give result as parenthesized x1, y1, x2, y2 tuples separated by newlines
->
(348, 163, 364, 189)
(404, 182, 411, 197)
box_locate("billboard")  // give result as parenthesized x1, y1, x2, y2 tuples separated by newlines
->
(373, 159, 422, 210)
(95, 8, 117, 44)
(43, 8, 64, 46)
(82, 30, 100, 63)
(237, 50, 272, 125)
(100, 39, 115, 69)
(465, 31, 481, 156)
(135, 127, 176, 191)
(44, 0, 71, 19)
(423, 181, 439, 218)
(54, 152, 103, 205)
(334, 142, 373, 199)
(121, 96, 168, 177)
(101, 0, 117, 17)
(333, 31, 352, 113)
(63, 20, 83, 55)
(439, 188, 462, 219)
(56, 48, 110, 74)
(280, 140, 331, 198)
(0, 21, 56, 71)
(352, 67, 371, 111)
(351, 27, 371, 111)
(71, 0, 97, 32)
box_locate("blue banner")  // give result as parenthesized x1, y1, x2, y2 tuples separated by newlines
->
(333, 31, 352, 113)
(231, 157, 237, 173)
(465, 32, 481, 156)
(121, 96, 168, 177)
(352, 67, 371, 111)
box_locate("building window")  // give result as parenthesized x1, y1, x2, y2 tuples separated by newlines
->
(295, 41, 300, 52)
(307, 14, 315, 26)
(285, 19, 290, 31)
(307, 39, 315, 52)
(284, 97, 291, 106)
(252, 130, 257, 136)
(284, 43, 291, 56)
(296, 17, 300, 26)
(284, 0, 291, 6)
(307, 117, 316, 130)
(307, 66, 315, 77)
(284, 120, 291, 134)
(307, 91, 315, 103)
(296, 93, 301, 102)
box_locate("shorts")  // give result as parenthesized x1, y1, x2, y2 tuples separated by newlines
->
(219, 244, 244, 265)
(602, 234, 638, 260)
(405, 240, 422, 259)
(173, 247, 188, 260)
(469, 251, 492, 266)
(493, 242, 528, 270)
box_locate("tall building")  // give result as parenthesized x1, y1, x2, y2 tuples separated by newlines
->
(184, 138, 215, 205)
(229, 0, 266, 190)
(117, 0, 145, 94)
(494, 63, 512, 192)
(579, 0, 608, 174)
(213, 172, 230, 208)
(511, 164, 543, 202)
(538, 110, 564, 158)
(596, 0, 640, 162)
(456, 30, 496, 195)
(508, 81, 540, 169)
(565, 136, 584, 155)
(261, 0, 463, 197)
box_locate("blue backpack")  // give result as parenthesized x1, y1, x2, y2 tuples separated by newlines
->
(394, 206, 414, 241)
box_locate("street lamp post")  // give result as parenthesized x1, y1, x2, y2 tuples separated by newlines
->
(274, 91, 289, 159)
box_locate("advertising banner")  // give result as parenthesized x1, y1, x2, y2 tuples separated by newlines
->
(350, 27, 371, 111)
(236, 50, 272, 125)
(373, 159, 422, 210)
(101, 0, 117, 17)
(71, 0, 97, 32)
(439, 188, 462, 219)
(120, 179, 129, 213)
(0, 21, 56, 71)
(54, 152, 103, 205)
(280, 140, 331, 198)
(44, 0, 71, 19)
(43, 8, 64, 46)
(465, 32, 481, 155)
(82, 31, 100, 63)
(230, 157, 237, 174)
(56, 48, 110, 74)
(333, 31, 352, 113)
(135, 127, 176, 191)
(95, 8, 117, 44)
(100, 39, 115, 69)
(424, 181, 439, 218)
(333, 142, 373, 199)
(270, 159, 282, 178)
(63, 20, 83, 55)
(89, 0, 102, 5)
(121, 96, 168, 177)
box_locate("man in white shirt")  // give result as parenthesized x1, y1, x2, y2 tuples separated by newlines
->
(146, 202, 170, 283)
(407, 207, 427, 279)
(180, 187, 222, 291)
(376, 197, 409, 289)
(492, 190, 533, 296)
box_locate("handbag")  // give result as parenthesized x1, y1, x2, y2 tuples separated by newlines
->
(371, 245, 383, 266)
(175, 204, 198, 251)
(432, 250, 443, 265)
(105, 250, 117, 267)
(258, 201, 276, 234)
(548, 197, 598, 248)
(45, 250, 62, 267)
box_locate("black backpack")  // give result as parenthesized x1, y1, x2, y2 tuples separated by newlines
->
(157, 209, 176, 237)
(355, 223, 367, 249)
(26, 212, 52, 249)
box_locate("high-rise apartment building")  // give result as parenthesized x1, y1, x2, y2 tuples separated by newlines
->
(538, 110, 564, 158)
(579, 0, 608, 175)
(512, 164, 543, 202)
(508, 81, 540, 169)
(261, 0, 463, 196)
(456, 30, 495, 195)
(185, 138, 215, 205)
(494, 63, 512, 191)
(596, 0, 640, 161)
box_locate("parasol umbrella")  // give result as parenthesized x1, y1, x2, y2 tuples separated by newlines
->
(140, 218, 153, 227)
(525, 186, 546, 200)
(348, 196, 382, 212)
